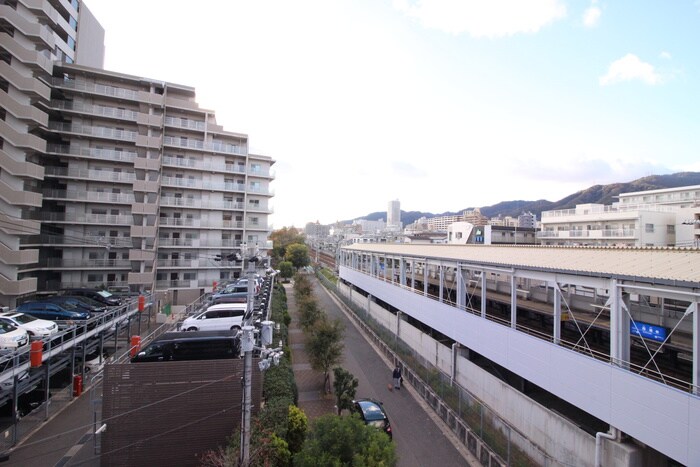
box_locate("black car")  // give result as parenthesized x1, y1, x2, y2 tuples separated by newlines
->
(43, 296, 107, 313)
(57, 288, 121, 307)
(131, 331, 240, 363)
(352, 399, 392, 439)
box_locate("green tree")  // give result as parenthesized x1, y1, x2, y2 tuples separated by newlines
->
(333, 367, 358, 416)
(270, 227, 306, 264)
(279, 261, 294, 280)
(285, 243, 310, 270)
(294, 414, 396, 467)
(307, 317, 345, 393)
(298, 295, 322, 331)
(287, 405, 308, 454)
(293, 273, 313, 298)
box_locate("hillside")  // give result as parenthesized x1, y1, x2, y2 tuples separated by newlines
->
(352, 172, 700, 224)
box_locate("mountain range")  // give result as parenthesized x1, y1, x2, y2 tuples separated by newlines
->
(353, 172, 700, 226)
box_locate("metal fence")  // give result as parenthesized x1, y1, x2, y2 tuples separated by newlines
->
(317, 271, 554, 467)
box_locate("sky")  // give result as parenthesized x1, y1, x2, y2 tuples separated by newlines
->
(83, 0, 700, 228)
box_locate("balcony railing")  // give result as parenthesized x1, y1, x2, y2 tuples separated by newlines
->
(48, 122, 138, 141)
(46, 144, 137, 163)
(537, 229, 637, 239)
(164, 116, 205, 131)
(38, 258, 131, 268)
(542, 203, 679, 218)
(163, 136, 245, 155)
(44, 166, 136, 183)
(35, 212, 132, 225)
(51, 78, 140, 100)
(42, 189, 135, 204)
(20, 234, 132, 248)
(50, 100, 139, 120)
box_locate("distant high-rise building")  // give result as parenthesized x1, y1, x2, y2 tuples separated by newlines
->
(387, 199, 401, 231)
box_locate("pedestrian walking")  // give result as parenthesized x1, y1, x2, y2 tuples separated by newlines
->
(392, 365, 402, 390)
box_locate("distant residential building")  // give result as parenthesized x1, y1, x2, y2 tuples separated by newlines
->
(518, 212, 537, 228)
(447, 222, 536, 245)
(353, 219, 386, 233)
(305, 222, 330, 238)
(402, 232, 447, 244)
(539, 185, 700, 247)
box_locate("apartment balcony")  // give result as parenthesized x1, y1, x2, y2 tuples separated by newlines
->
(0, 274, 37, 296)
(46, 144, 137, 164)
(0, 243, 38, 265)
(20, 233, 131, 248)
(156, 259, 202, 268)
(0, 148, 44, 180)
(32, 258, 131, 269)
(162, 136, 245, 156)
(136, 113, 164, 127)
(128, 272, 154, 285)
(158, 238, 197, 247)
(37, 212, 132, 226)
(246, 204, 274, 214)
(131, 225, 158, 238)
(247, 186, 274, 197)
(50, 99, 139, 121)
(129, 249, 155, 261)
(245, 222, 270, 231)
(0, 213, 40, 236)
(159, 196, 245, 211)
(0, 119, 45, 152)
(164, 116, 206, 131)
(48, 122, 138, 142)
(42, 189, 135, 204)
(162, 155, 245, 174)
(2, 31, 52, 73)
(159, 217, 198, 227)
(51, 77, 140, 101)
(135, 134, 162, 149)
(133, 156, 162, 171)
(0, 4, 55, 48)
(222, 220, 245, 229)
(164, 95, 203, 113)
(133, 179, 160, 193)
(131, 201, 158, 215)
(537, 229, 638, 239)
(0, 89, 48, 127)
(44, 166, 136, 184)
(157, 239, 243, 248)
(0, 178, 42, 207)
(0, 61, 50, 102)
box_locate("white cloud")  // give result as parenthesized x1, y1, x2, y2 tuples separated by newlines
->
(659, 51, 672, 60)
(583, 6, 601, 27)
(392, 0, 566, 38)
(599, 54, 662, 86)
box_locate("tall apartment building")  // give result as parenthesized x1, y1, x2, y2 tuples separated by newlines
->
(1, 1, 274, 307)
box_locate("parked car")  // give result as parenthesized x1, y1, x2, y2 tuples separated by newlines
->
(352, 399, 392, 439)
(209, 291, 249, 305)
(16, 302, 91, 321)
(83, 350, 109, 374)
(0, 321, 29, 349)
(57, 288, 121, 307)
(131, 331, 240, 363)
(0, 312, 59, 338)
(43, 295, 107, 313)
(181, 303, 247, 332)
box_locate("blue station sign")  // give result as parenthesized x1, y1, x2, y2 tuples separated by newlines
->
(630, 321, 667, 343)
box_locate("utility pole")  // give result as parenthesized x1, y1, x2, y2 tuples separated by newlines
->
(239, 325, 254, 467)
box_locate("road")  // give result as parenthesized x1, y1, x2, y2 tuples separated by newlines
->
(310, 276, 474, 466)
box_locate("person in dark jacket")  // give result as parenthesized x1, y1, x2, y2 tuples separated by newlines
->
(392, 365, 402, 390)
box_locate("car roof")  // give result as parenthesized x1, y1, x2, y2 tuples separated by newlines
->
(153, 330, 238, 343)
(206, 303, 248, 311)
(356, 399, 387, 420)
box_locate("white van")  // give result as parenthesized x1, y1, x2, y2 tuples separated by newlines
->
(181, 303, 247, 332)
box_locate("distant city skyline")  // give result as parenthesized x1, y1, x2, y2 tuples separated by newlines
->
(85, 0, 700, 227)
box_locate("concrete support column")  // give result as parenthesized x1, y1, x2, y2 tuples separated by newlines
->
(423, 261, 428, 296)
(610, 279, 630, 368)
(399, 257, 406, 287)
(439, 263, 444, 303)
(692, 302, 699, 396)
(451, 342, 460, 384)
(510, 273, 517, 329)
(367, 293, 372, 314)
(553, 282, 562, 345)
(480, 271, 487, 319)
(396, 311, 402, 346)
(411, 259, 415, 291)
(456, 266, 464, 309)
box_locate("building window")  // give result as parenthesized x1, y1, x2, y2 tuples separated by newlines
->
(645, 224, 654, 233)
(88, 274, 103, 283)
(667, 225, 675, 234)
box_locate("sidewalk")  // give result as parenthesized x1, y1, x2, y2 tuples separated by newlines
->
(284, 283, 336, 419)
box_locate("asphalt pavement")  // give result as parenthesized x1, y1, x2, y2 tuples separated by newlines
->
(305, 276, 475, 466)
